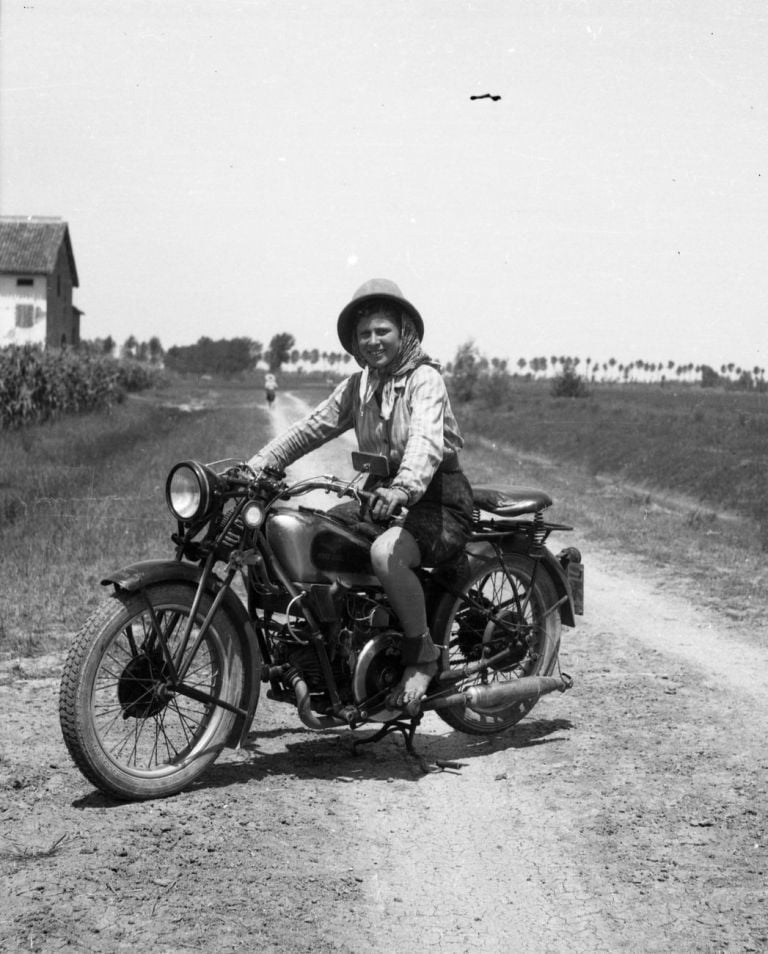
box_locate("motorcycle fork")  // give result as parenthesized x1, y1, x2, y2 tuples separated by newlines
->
(135, 559, 250, 718)
(150, 496, 252, 680)
(176, 564, 239, 684)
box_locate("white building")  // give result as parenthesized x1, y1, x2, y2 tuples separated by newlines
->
(0, 216, 80, 348)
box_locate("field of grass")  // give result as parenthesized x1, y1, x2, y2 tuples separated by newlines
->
(456, 379, 768, 540)
(1, 374, 765, 658)
(457, 378, 767, 632)
(0, 380, 275, 655)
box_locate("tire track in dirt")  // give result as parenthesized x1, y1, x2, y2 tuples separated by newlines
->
(266, 393, 570, 951)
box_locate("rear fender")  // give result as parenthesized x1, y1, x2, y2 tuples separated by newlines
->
(102, 559, 262, 746)
(464, 539, 577, 628)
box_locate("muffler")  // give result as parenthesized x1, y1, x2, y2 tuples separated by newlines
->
(425, 673, 572, 711)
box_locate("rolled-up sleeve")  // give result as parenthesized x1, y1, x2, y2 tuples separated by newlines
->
(248, 376, 356, 472)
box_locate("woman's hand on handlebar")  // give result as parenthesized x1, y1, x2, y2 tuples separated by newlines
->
(370, 486, 409, 521)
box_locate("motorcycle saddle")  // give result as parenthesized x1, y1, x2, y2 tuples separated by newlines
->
(472, 487, 552, 517)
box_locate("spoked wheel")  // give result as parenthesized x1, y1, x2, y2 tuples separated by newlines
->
(59, 582, 246, 800)
(431, 552, 561, 735)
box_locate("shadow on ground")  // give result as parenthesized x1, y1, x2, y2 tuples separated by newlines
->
(69, 717, 573, 806)
(204, 716, 573, 789)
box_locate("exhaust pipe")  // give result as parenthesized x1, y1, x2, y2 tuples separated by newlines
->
(425, 673, 572, 711)
(287, 669, 348, 730)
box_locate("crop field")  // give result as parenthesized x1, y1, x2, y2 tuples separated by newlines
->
(1, 374, 766, 657)
(0, 345, 157, 429)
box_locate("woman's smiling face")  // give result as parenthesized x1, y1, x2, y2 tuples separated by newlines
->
(355, 311, 401, 369)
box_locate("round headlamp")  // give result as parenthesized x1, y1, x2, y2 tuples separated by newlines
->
(165, 461, 217, 522)
(242, 501, 265, 529)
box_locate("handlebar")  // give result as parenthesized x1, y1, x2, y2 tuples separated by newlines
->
(220, 464, 405, 519)
(282, 475, 374, 505)
(273, 474, 405, 519)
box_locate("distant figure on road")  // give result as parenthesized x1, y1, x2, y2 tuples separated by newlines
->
(264, 372, 278, 408)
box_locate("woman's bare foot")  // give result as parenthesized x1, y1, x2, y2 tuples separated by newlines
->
(386, 661, 438, 716)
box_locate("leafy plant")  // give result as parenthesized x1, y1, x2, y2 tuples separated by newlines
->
(0, 345, 158, 429)
(550, 365, 590, 398)
(477, 361, 513, 408)
(266, 332, 296, 372)
(449, 341, 481, 401)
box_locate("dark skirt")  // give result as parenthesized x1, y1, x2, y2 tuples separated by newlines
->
(327, 468, 474, 568)
(403, 469, 474, 567)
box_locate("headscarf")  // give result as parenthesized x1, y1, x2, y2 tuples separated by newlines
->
(350, 309, 440, 420)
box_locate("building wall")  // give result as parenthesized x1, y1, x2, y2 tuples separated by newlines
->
(46, 243, 77, 347)
(0, 273, 47, 347)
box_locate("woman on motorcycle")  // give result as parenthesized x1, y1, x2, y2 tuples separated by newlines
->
(247, 278, 473, 715)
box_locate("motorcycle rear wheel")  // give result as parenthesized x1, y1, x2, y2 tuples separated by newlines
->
(431, 553, 561, 735)
(59, 582, 245, 801)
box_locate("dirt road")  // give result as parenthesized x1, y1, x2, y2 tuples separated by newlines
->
(2, 392, 767, 953)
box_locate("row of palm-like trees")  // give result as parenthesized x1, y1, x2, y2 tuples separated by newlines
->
(269, 350, 765, 385)
(510, 355, 766, 384)
(90, 335, 765, 387)
(80, 335, 165, 364)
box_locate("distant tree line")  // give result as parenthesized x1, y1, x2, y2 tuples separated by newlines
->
(165, 337, 259, 375)
(78, 335, 165, 364)
(445, 342, 766, 404)
(163, 332, 299, 375)
(76, 331, 766, 394)
(448, 351, 766, 389)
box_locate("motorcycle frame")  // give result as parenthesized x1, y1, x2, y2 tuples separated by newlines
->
(101, 479, 578, 744)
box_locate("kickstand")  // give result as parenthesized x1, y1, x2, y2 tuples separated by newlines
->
(352, 715, 422, 756)
(351, 715, 464, 774)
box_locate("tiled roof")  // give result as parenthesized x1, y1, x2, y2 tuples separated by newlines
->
(0, 217, 78, 285)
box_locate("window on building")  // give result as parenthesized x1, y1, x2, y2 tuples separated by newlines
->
(15, 304, 34, 328)
(16, 277, 33, 287)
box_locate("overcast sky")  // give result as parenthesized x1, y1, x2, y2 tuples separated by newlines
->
(1, 0, 766, 371)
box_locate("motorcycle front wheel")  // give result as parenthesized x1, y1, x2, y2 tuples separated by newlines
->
(431, 552, 561, 735)
(59, 582, 246, 801)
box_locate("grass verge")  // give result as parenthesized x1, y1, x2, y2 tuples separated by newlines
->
(455, 380, 768, 545)
(462, 433, 767, 637)
(0, 380, 272, 656)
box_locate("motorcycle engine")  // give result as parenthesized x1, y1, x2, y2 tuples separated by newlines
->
(340, 593, 404, 712)
(272, 591, 404, 719)
(349, 629, 404, 719)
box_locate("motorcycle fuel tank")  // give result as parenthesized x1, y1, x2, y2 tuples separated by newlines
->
(266, 507, 379, 586)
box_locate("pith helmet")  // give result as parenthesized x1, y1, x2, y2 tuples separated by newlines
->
(337, 278, 424, 354)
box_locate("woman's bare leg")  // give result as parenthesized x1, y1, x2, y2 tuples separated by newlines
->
(370, 526, 438, 713)
(369, 526, 424, 637)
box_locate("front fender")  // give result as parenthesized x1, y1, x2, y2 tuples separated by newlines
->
(102, 558, 208, 593)
(102, 559, 262, 746)
(464, 539, 577, 628)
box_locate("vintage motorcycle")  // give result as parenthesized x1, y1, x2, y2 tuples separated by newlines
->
(59, 452, 584, 800)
